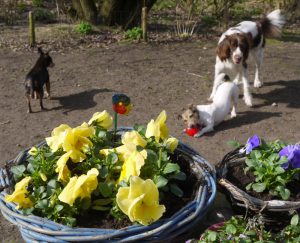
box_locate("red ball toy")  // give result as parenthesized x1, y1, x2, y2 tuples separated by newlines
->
(185, 127, 200, 136)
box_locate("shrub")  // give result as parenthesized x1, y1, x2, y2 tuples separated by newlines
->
(32, 0, 43, 7)
(124, 27, 142, 40)
(75, 22, 93, 35)
(34, 8, 55, 23)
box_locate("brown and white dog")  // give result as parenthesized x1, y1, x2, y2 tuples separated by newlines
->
(209, 9, 285, 107)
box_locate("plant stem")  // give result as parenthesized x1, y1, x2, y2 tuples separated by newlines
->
(114, 111, 118, 141)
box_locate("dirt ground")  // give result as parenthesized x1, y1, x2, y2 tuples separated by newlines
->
(0, 30, 300, 241)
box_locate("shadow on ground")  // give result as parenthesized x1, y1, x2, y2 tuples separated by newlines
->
(211, 111, 282, 134)
(51, 88, 114, 114)
(253, 79, 300, 108)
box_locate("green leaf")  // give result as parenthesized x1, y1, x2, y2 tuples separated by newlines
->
(226, 224, 237, 235)
(251, 150, 262, 160)
(98, 182, 112, 197)
(35, 199, 48, 209)
(133, 124, 145, 135)
(169, 172, 186, 181)
(268, 153, 279, 163)
(279, 188, 290, 200)
(170, 183, 183, 197)
(92, 205, 111, 211)
(246, 183, 253, 191)
(64, 217, 76, 227)
(207, 230, 217, 241)
(55, 205, 64, 212)
(227, 140, 240, 148)
(47, 179, 58, 196)
(106, 152, 118, 165)
(154, 175, 168, 188)
(163, 163, 180, 174)
(11, 165, 26, 180)
(47, 179, 58, 189)
(245, 158, 257, 168)
(252, 182, 266, 192)
(291, 214, 299, 226)
(81, 197, 91, 210)
(93, 198, 112, 206)
(99, 166, 108, 178)
(275, 166, 285, 174)
(146, 149, 158, 164)
(278, 156, 288, 164)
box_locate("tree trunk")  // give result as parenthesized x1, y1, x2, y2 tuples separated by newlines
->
(283, 0, 300, 21)
(71, 0, 97, 24)
(71, 0, 85, 19)
(100, 0, 157, 30)
(79, 0, 97, 24)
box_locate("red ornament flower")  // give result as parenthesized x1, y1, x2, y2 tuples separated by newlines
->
(112, 94, 131, 115)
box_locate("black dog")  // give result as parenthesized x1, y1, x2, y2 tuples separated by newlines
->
(25, 47, 54, 113)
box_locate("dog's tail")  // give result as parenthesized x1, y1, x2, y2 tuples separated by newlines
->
(260, 9, 285, 38)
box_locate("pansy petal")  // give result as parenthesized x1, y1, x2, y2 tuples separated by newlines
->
(132, 203, 166, 226)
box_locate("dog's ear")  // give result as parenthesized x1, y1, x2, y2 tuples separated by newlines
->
(188, 103, 194, 110)
(216, 37, 231, 61)
(37, 47, 44, 55)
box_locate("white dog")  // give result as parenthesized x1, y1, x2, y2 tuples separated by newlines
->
(182, 74, 239, 137)
(209, 9, 285, 107)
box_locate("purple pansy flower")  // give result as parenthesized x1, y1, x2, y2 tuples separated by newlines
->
(245, 135, 261, 154)
(279, 145, 300, 170)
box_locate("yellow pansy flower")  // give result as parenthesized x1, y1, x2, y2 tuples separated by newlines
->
(100, 142, 147, 162)
(62, 122, 94, 162)
(5, 177, 33, 209)
(58, 168, 99, 206)
(28, 146, 38, 156)
(46, 124, 72, 152)
(88, 110, 113, 129)
(145, 110, 169, 142)
(56, 151, 72, 182)
(121, 131, 147, 148)
(116, 176, 165, 226)
(118, 150, 146, 183)
(165, 137, 179, 152)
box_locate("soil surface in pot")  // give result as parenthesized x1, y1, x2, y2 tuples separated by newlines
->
(77, 151, 200, 229)
(226, 162, 300, 201)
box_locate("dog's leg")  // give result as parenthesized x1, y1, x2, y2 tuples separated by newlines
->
(45, 81, 51, 99)
(26, 94, 32, 113)
(209, 61, 224, 101)
(194, 125, 214, 137)
(241, 67, 253, 107)
(253, 48, 264, 88)
(39, 95, 45, 111)
(233, 72, 241, 85)
(231, 85, 239, 118)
